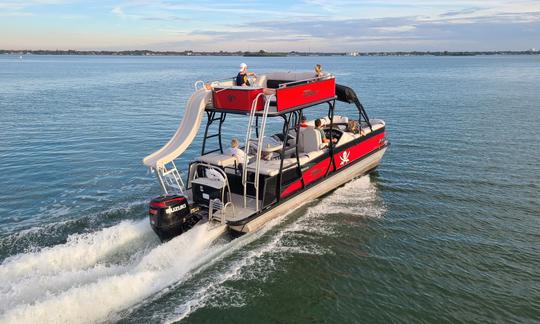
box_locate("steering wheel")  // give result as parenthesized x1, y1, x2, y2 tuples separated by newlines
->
(324, 129, 342, 142)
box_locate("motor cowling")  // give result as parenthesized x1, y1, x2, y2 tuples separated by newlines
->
(148, 195, 200, 242)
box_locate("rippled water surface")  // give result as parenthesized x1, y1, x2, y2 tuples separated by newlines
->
(0, 55, 539, 323)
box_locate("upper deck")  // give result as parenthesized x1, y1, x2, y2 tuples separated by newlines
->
(206, 71, 336, 116)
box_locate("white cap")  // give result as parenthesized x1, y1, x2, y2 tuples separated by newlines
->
(239, 63, 247, 71)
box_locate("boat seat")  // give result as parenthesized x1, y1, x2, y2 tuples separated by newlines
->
(255, 75, 267, 88)
(299, 126, 325, 153)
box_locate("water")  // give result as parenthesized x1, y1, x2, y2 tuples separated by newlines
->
(0, 55, 539, 323)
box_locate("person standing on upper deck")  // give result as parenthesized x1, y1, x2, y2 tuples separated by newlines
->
(236, 63, 256, 86)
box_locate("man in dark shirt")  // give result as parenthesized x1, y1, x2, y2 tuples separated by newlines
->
(236, 63, 255, 86)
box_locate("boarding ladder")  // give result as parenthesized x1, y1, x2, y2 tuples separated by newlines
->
(208, 199, 234, 224)
(156, 160, 185, 195)
(242, 93, 274, 211)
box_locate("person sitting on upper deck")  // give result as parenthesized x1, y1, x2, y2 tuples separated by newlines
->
(236, 63, 256, 86)
(315, 64, 323, 78)
(315, 119, 337, 144)
(236, 63, 276, 95)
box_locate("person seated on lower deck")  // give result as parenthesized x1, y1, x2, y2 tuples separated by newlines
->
(315, 119, 337, 144)
(345, 120, 366, 136)
(299, 115, 308, 128)
(230, 138, 249, 172)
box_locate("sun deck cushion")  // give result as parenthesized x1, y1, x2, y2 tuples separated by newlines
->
(300, 150, 325, 161)
(195, 152, 237, 167)
(246, 159, 296, 176)
(245, 149, 326, 176)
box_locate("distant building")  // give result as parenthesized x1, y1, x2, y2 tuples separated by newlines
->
(348, 51, 360, 56)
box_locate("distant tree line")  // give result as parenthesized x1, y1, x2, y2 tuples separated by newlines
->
(1, 49, 538, 56)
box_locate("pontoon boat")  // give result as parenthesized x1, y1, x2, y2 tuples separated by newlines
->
(143, 72, 389, 241)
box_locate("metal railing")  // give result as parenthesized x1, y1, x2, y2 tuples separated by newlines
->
(278, 74, 334, 88)
(242, 93, 274, 211)
(190, 162, 235, 219)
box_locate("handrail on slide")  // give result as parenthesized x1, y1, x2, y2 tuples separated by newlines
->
(194, 80, 205, 91)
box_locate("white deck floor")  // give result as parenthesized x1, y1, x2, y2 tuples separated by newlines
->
(214, 193, 258, 222)
(185, 190, 258, 222)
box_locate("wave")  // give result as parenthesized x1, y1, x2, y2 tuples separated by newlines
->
(0, 200, 148, 260)
(162, 176, 385, 322)
(0, 221, 224, 323)
(0, 176, 384, 323)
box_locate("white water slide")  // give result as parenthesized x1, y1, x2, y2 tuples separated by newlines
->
(143, 88, 211, 170)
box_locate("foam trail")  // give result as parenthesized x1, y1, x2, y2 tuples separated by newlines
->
(165, 217, 289, 323)
(1, 264, 129, 313)
(0, 176, 382, 323)
(0, 223, 226, 324)
(164, 176, 384, 322)
(0, 219, 154, 315)
(0, 219, 152, 281)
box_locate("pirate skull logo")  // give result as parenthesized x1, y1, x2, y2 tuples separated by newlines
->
(340, 150, 350, 166)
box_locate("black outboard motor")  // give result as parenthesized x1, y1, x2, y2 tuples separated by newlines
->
(148, 195, 201, 242)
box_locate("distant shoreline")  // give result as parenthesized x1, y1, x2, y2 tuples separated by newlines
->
(1, 49, 539, 57)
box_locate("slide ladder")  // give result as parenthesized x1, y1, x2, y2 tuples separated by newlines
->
(158, 160, 185, 195)
(143, 85, 212, 194)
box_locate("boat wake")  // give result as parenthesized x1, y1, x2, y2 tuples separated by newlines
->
(161, 175, 385, 323)
(0, 220, 224, 323)
(0, 176, 384, 323)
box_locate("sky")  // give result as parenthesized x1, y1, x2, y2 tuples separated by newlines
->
(1, 0, 539, 51)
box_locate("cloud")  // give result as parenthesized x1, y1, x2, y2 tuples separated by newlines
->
(161, 9, 540, 51)
(2, 0, 540, 51)
(111, 6, 124, 17)
(373, 25, 417, 33)
(440, 7, 483, 17)
(0, 0, 71, 17)
(0, 11, 35, 17)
